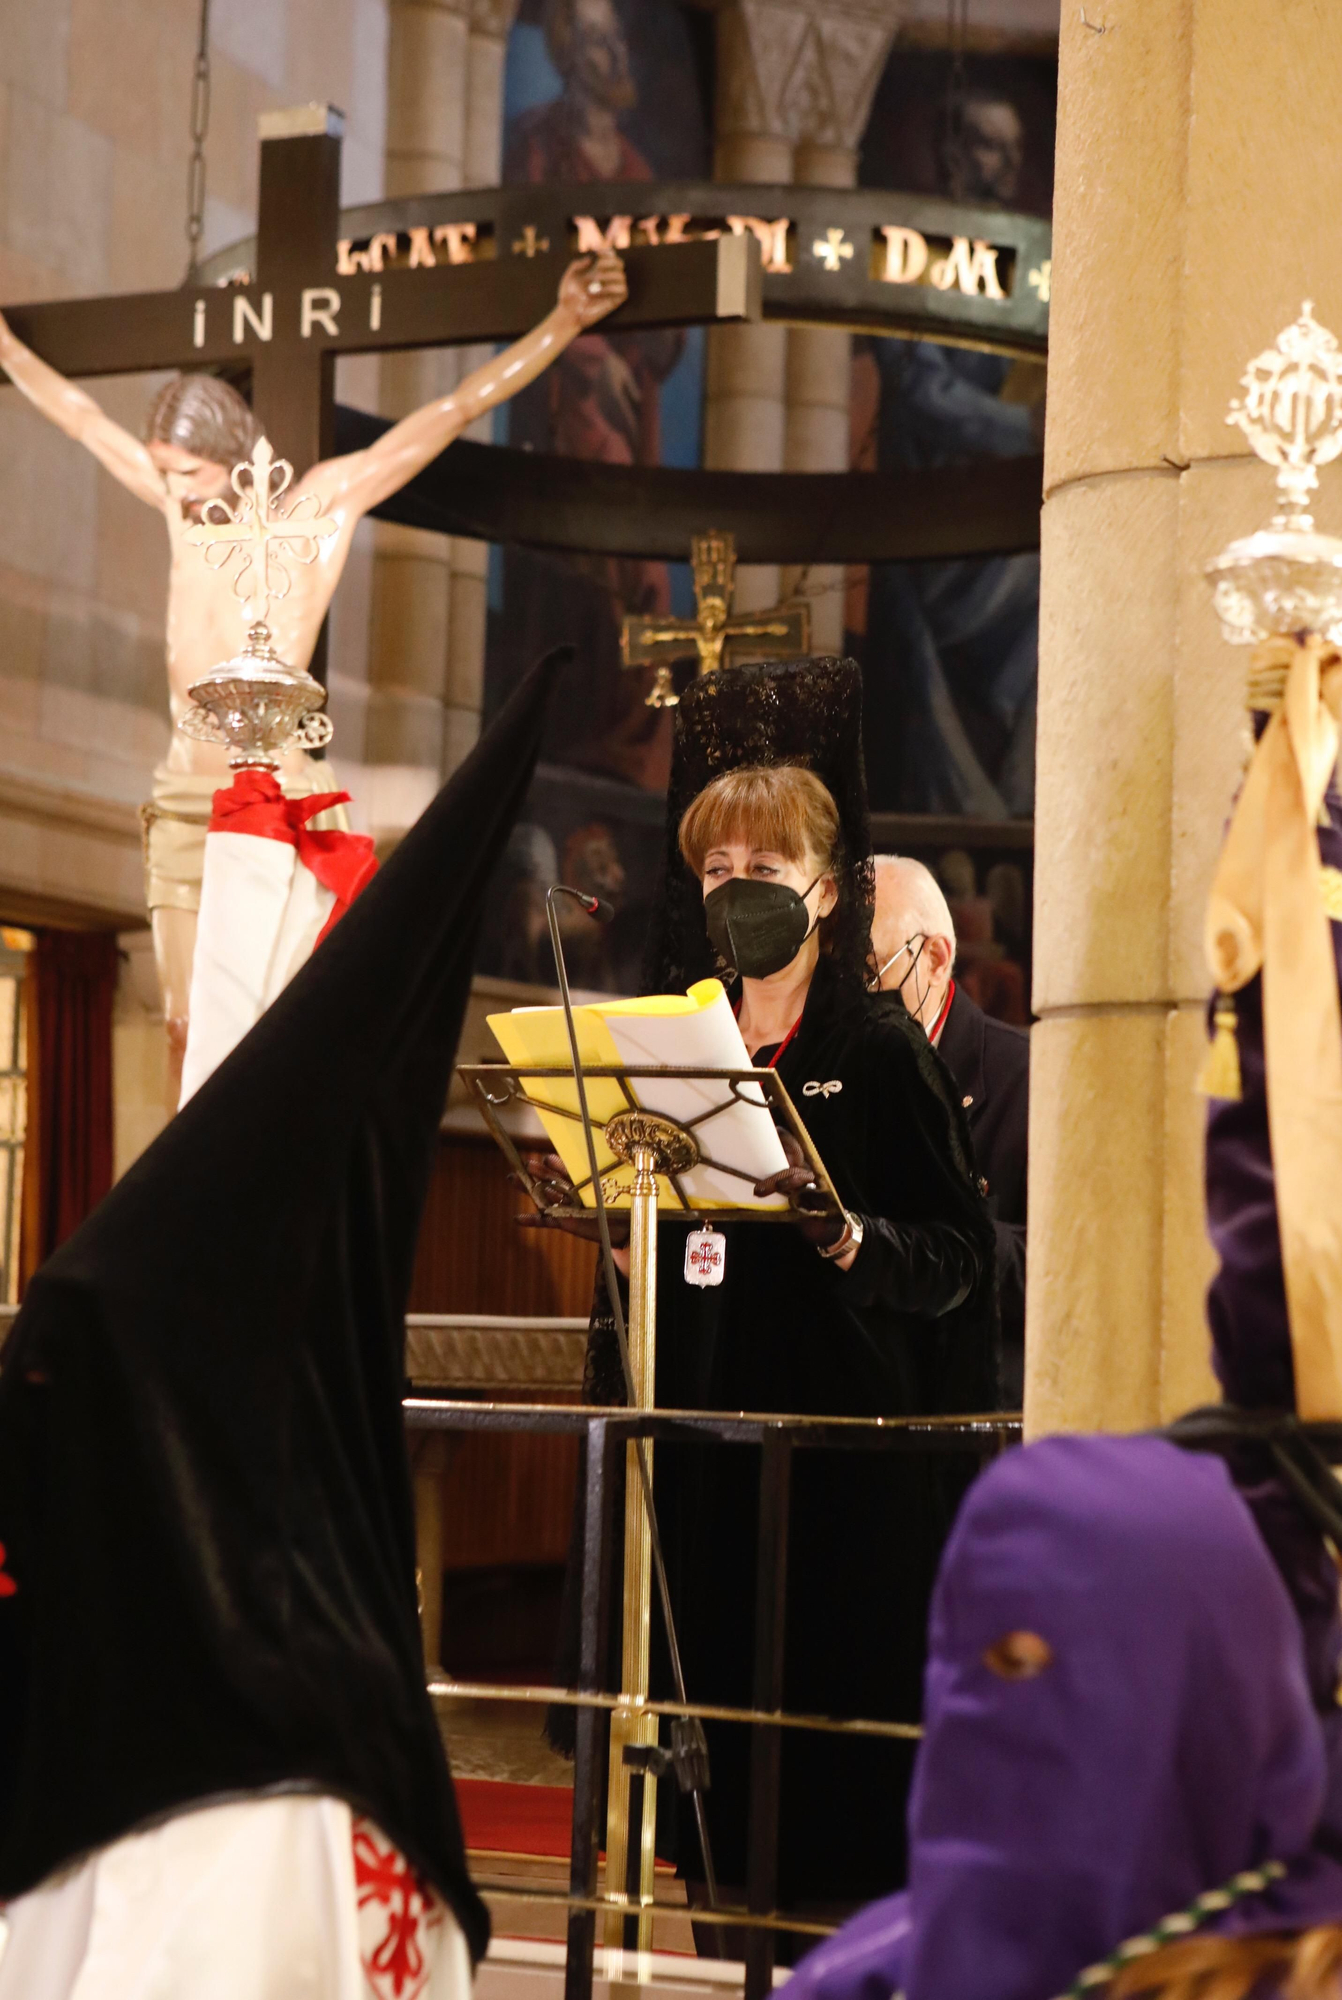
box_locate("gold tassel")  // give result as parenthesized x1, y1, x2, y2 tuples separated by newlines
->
(1320, 863, 1342, 919)
(1197, 992, 1242, 1101)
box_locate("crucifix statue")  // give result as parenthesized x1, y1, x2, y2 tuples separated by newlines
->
(0, 111, 627, 1076)
(620, 529, 811, 706)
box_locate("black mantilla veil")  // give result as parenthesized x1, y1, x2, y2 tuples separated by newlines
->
(642, 655, 876, 999)
(0, 647, 571, 1961)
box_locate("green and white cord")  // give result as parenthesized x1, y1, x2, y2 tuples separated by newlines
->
(1056, 1860, 1287, 2000)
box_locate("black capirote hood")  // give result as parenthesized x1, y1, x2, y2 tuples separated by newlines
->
(0, 646, 570, 1958)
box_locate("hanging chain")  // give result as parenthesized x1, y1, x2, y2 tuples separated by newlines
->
(944, 0, 970, 192)
(185, 0, 212, 283)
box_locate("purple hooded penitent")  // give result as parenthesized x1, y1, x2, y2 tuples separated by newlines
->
(784, 1434, 1342, 2000)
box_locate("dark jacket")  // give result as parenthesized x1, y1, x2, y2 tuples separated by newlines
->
(935, 983, 1030, 1407)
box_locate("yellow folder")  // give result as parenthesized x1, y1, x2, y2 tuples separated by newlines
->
(487, 979, 789, 1210)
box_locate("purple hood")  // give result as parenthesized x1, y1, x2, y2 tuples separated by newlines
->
(785, 1434, 1342, 2000)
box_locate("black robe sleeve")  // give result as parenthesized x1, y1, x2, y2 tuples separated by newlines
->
(836, 1213, 983, 1318)
(816, 997, 998, 1412)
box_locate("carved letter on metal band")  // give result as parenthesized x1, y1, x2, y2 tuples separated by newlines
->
(930, 238, 1005, 299)
(879, 226, 930, 286)
(575, 215, 633, 254)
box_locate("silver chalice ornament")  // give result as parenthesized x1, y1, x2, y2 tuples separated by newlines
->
(1207, 301, 1342, 649)
(180, 436, 337, 770)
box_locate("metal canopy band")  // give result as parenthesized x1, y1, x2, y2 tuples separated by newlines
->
(334, 411, 1043, 565)
(198, 179, 1051, 360)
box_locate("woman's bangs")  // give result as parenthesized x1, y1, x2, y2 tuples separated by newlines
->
(680, 771, 815, 872)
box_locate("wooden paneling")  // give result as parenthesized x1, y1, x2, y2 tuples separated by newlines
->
(410, 1132, 596, 1318)
(411, 1134, 593, 1573)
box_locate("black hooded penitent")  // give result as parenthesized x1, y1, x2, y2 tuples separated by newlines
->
(0, 649, 567, 1959)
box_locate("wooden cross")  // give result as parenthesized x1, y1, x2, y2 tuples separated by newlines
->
(620, 530, 811, 707)
(186, 436, 338, 630)
(1, 103, 758, 500)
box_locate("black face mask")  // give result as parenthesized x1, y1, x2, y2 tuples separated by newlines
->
(703, 875, 822, 981)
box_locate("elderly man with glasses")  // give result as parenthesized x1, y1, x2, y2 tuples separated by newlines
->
(870, 854, 1030, 1406)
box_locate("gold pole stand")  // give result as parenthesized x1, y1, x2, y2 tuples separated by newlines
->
(599, 1112, 698, 1975)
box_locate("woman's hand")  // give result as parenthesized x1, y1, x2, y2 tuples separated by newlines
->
(516, 1153, 631, 1246)
(753, 1130, 849, 1252)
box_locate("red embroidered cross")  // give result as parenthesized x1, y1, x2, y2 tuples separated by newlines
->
(353, 1818, 443, 2000)
(688, 1242, 719, 1275)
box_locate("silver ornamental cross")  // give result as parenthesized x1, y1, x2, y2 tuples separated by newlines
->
(185, 436, 339, 627)
(1207, 302, 1342, 647)
(1227, 301, 1342, 525)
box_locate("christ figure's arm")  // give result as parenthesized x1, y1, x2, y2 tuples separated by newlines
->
(0, 310, 168, 511)
(308, 252, 628, 519)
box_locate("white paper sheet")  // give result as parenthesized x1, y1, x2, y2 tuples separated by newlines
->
(601, 988, 789, 1209)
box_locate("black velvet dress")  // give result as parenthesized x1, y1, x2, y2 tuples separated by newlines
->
(582, 956, 997, 1908)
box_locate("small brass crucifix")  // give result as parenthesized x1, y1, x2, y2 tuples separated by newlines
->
(186, 435, 339, 632)
(620, 530, 811, 707)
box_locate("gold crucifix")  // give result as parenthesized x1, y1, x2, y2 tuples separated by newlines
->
(620, 530, 811, 708)
(186, 435, 339, 630)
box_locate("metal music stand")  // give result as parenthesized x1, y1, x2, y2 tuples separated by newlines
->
(459, 1059, 842, 1960)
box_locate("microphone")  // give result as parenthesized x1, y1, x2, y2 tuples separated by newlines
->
(550, 883, 614, 924)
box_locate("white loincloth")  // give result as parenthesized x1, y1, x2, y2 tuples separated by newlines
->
(0, 1795, 470, 2000)
(177, 771, 375, 1108)
(178, 819, 336, 1106)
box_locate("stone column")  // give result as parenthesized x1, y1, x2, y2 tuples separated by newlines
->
(1025, 2, 1342, 1436)
(703, 3, 795, 612)
(365, 0, 517, 823)
(706, 4, 901, 628)
(781, 5, 898, 647)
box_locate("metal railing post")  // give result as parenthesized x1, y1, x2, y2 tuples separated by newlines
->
(745, 1428, 792, 2000)
(566, 1416, 616, 2000)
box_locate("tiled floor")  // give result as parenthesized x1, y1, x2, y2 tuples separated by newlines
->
(435, 1693, 574, 1787)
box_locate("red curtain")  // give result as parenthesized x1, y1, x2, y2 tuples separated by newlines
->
(20, 929, 118, 1290)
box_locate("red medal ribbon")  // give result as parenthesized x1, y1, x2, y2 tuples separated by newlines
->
(764, 1012, 804, 1069)
(929, 978, 955, 1047)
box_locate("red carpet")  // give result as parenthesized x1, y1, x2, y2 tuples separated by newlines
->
(457, 1778, 574, 1856)
(456, 1780, 675, 1870)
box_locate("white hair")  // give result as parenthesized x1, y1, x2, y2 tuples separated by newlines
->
(871, 854, 957, 969)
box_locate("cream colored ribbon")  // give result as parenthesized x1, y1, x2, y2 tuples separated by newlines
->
(1205, 634, 1342, 1419)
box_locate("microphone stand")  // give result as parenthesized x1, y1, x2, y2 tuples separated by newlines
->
(545, 886, 719, 1928)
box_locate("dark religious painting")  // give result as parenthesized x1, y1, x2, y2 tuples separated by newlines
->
(476, 0, 711, 992)
(850, 48, 1055, 831)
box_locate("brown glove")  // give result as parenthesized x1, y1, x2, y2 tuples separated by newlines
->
(752, 1128, 847, 1250)
(515, 1152, 631, 1246)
